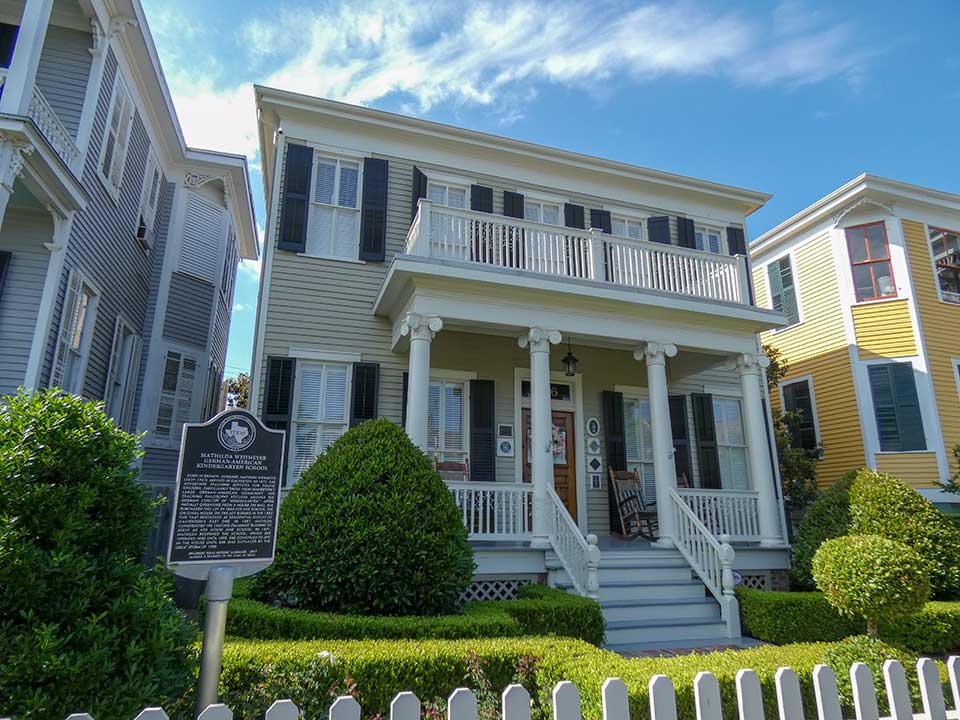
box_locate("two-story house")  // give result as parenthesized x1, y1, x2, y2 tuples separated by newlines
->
(249, 87, 789, 650)
(753, 174, 960, 504)
(0, 0, 257, 555)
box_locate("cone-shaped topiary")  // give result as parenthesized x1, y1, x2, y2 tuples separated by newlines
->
(812, 534, 929, 637)
(849, 469, 960, 597)
(253, 419, 475, 616)
(790, 471, 856, 589)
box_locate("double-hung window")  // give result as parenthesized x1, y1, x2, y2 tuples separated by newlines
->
(427, 181, 467, 209)
(306, 155, 360, 259)
(712, 397, 749, 490)
(767, 255, 800, 325)
(622, 396, 656, 501)
(136, 150, 162, 247)
(99, 73, 134, 197)
(524, 199, 561, 225)
(428, 377, 467, 462)
(781, 378, 818, 451)
(695, 225, 723, 254)
(105, 317, 142, 430)
(929, 226, 960, 304)
(845, 222, 896, 301)
(51, 270, 98, 394)
(867, 362, 926, 452)
(612, 216, 643, 241)
(290, 361, 350, 483)
(155, 350, 198, 442)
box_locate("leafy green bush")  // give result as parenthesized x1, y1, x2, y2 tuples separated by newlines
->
(826, 635, 919, 709)
(813, 535, 929, 636)
(790, 471, 855, 589)
(0, 390, 197, 720)
(487, 584, 605, 646)
(880, 602, 960, 653)
(253, 419, 474, 616)
(850, 469, 960, 597)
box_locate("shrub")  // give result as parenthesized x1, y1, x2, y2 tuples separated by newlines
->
(474, 585, 605, 646)
(0, 390, 197, 720)
(253, 419, 474, 616)
(790, 471, 855, 589)
(812, 535, 929, 637)
(850, 469, 960, 597)
(826, 635, 919, 709)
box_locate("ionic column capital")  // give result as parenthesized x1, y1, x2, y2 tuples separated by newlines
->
(726, 352, 771, 376)
(400, 313, 443, 342)
(518, 327, 561, 353)
(634, 342, 678, 366)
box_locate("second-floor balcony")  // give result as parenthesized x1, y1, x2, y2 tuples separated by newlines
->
(0, 68, 80, 170)
(404, 199, 753, 306)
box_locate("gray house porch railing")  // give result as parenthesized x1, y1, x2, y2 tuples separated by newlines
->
(0, 68, 81, 168)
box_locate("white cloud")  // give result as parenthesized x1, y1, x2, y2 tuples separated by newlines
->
(238, 258, 261, 280)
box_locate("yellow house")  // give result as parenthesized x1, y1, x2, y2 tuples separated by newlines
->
(751, 174, 960, 499)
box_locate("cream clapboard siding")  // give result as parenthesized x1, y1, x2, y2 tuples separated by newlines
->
(851, 300, 917, 359)
(903, 218, 960, 469)
(756, 232, 865, 485)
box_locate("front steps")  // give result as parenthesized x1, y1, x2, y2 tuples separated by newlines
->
(547, 546, 733, 652)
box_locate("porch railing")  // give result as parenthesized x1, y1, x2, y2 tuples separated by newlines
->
(676, 488, 761, 542)
(0, 69, 81, 169)
(448, 481, 533, 540)
(405, 199, 751, 305)
(545, 485, 600, 599)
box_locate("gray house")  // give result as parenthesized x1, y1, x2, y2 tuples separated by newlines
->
(0, 0, 257, 553)
(250, 87, 790, 650)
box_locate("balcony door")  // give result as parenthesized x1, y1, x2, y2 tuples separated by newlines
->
(521, 409, 577, 521)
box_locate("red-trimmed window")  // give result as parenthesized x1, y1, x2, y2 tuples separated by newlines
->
(845, 222, 896, 301)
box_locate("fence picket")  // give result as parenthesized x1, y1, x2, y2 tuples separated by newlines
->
(330, 695, 361, 720)
(850, 663, 879, 720)
(601, 678, 630, 720)
(449, 688, 478, 720)
(502, 684, 531, 720)
(649, 676, 677, 720)
(812, 665, 842, 720)
(949, 657, 960, 712)
(133, 710, 168, 720)
(775, 668, 803, 720)
(918, 658, 948, 720)
(390, 691, 421, 720)
(735, 670, 763, 720)
(265, 699, 299, 720)
(693, 671, 722, 720)
(553, 681, 581, 720)
(197, 705, 232, 720)
(65, 715, 95, 720)
(882, 660, 912, 720)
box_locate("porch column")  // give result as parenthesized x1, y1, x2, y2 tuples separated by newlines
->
(401, 313, 442, 452)
(733, 352, 782, 546)
(636, 342, 678, 547)
(519, 327, 561, 550)
(0, 0, 53, 116)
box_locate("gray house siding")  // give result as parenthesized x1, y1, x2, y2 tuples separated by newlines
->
(163, 271, 215, 348)
(35, 25, 93, 138)
(0, 210, 53, 396)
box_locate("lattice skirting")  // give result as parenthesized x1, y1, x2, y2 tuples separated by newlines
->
(459, 577, 536, 603)
(737, 572, 769, 591)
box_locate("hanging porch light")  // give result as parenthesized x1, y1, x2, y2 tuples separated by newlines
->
(562, 341, 579, 377)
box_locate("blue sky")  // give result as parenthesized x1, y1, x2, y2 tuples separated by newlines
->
(141, 0, 960, 379)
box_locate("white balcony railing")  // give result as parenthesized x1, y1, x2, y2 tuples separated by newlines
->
(0, 69, 80, 169)
(405, 200, 752, 305)
(448, 481, 533, 540)
(676, 487, 761, 542)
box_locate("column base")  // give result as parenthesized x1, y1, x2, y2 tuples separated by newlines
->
(653, 537, 674, 549)
(530, 535, 551, 550)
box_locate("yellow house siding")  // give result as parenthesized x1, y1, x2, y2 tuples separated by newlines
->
(758, 232, 865, 486)
(875, 452, 940, 489)
(851, 300, 917, 359)
(902, 218, 960, 472)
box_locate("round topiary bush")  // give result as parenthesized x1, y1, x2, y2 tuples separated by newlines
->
(0, 390, 197, 720)
(253, 419, 475, 616)
(826, 635, 919, 709)
(850, 469, 960, 597)
(790, 471, 856, 589)
(812, 534, 929, 637)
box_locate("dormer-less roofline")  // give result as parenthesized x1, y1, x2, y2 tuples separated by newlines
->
(254, 84, 772, 218)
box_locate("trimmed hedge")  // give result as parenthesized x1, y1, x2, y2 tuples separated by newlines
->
(790, 471, 855, 589)
(226, 585, 605, 646)
(736, 588, 960, 653)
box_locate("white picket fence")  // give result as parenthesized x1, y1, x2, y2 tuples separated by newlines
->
(30, 656, 960, 720)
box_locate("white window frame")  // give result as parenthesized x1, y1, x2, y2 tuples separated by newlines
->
(953, 358, 960, 400)
(694, 224, 725, 254)
(712, 395, 750, 490)
(104, 315, 142, 430)
(50, 269, 99, 395)
(618, 388, 657, 502)
(98, 72, 135, 200)
(777, 374, 821, 447)
(765, 251, 804, 330)
(427, 369, 473, 463)
(135, 148, 162, 248)
(604, 206, 648, 242)
(926, 223, 960, 305)
(303, 152, 363, 261)
(288, 359, 353, 485)
(153, 346, 200, 447)
(427, 180, 469, 210)
(523, 194, 564, 226)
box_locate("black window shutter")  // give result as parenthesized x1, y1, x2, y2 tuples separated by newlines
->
(263, 356, 296, 484)
(564, 203, 586, 229)
(401, 371, 409, 427)
(783, 380, 817, 451)
(469, 379, 496, 481)
(677, 217, 696, 249)
(359, 158, 388, 261)
(503, 191, 524, 218)
(411, 167, 428, 222)
(669, 395, 692, 486)
(869, 364, 926, 452)
(0, 251, 10, 300)
(471, 185, 493, 213)
(727, 226, 747, 256)
(350, 362, 380, 426)
(277, 143, 313, 252)
(0, 23, 17, 69)
(648, 216, 671, 245)
(589, 209, 612, 234)
(602, 390, 627, 532)
(692, 393, 722, 489)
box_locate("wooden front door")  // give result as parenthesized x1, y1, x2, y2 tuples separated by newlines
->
(522, 409, 577, 521)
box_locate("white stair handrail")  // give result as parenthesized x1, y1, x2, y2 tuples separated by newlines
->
(545, 486, 600, 599)
(667, 488, 740, 637)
